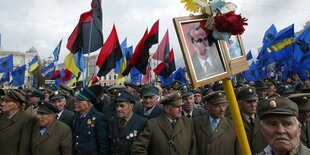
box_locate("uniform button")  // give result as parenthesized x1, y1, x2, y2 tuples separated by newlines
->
(76, 142, 79, 145)
(76, 135, 79, 138)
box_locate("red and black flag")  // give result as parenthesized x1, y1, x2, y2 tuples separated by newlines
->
(67, 0, 103, 54)
(50, 70, 61, 80)
(60, 69, 73, 82)
(96, 25, 122, 76)
(152, 29, 169, 61)
(153, 49, 176, 78)
(123, 20, 159, 75)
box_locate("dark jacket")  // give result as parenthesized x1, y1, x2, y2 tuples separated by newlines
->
(135, 104, 163, 120)
(109, 113, 146, 155)
(72, 108, 109, 155)
(58, 109, 75, 128)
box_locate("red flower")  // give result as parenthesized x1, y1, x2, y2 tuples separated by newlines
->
(214, 11, 248, 35)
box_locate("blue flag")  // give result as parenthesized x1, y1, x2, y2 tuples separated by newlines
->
(172, 67, 189, 84)
(159, 75, 173, 86)
(0, 55, 13, 73)
(115, 38, 127, 74)
(0, 72, 10, 83)
(263, 24, 277, 44)
(246, 50, 253, 60)
(11, 65, 26, 87)
(53, 39, 62, 62)
(130, 67, 142, 84)
(40, 62, 55, 78)
(33, 73, 37, 88)
(268, 24, 294, 63)
(294, 26, 310, 64)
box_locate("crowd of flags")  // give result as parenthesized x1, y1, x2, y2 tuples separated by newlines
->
(243, 23, 310, 82)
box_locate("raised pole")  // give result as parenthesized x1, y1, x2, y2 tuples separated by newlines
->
(222, 78, 251, 155)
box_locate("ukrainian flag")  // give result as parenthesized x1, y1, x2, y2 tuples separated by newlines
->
(28, 56, 39, 72)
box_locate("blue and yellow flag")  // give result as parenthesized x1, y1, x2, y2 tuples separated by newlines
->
(28, 56, 39, 72)
(40, 62, 55, 78)
(0, 55, 13, 73)
(64, 50, 84, 77)
(11, 65, 26, 87)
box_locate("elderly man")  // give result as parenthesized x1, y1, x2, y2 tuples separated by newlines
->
(289, 93, 310, 148)
(135, 85, 163, 120)
(109, 90, 146, 155)
(194, 91, 240, 155)
(131, 91, 197, 155)
(254, 80, 268, 101)
(236, 86, 267, 154)
(257, 97, 310, 154)
(189, 26, 224, 80)
(72, 87, 109, 155)
(49, 90, 75, 127)
(31, 101, 72, 155)
(180, 85, 208, 118)
(0, 89, 36, 155)
(26, 89, 45, 115)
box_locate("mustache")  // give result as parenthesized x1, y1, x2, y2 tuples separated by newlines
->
(274, 135, 289, 141)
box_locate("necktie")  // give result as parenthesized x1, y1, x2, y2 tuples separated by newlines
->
(249, 117, 255, 128)
(204, 61, 211, 74)
(40, 127, 47, 136)
(171, 120, 176, 129)
(186, 114, 191, 118)
(211, 119, 217, 132)
(119, 119, 127, 130)
(144, 108, 150, 116)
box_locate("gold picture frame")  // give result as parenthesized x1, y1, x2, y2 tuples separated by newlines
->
(173, 15, 231, 88)
(223, 35, 249, 75)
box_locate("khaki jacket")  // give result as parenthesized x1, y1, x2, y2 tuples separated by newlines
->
(0, 109, 36, 155)
(193, 115, 240, 155)
(31, 119, 72, 155)
(131, 114, 197, 155)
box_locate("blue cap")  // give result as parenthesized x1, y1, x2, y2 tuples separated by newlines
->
(115, 90, 135, 104)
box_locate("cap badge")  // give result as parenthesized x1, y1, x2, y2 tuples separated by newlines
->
(219, 80, 223, 84)
(303, 96, 308, 103)
(55, 91, 58, 95)
(285, 85, 289, 89)
(218, 93, 222, 97)
(249, 89, 252, 93)
(118, 93, 121, 96)
(177, 92, 181, 97)
(270, 100, 277, 108)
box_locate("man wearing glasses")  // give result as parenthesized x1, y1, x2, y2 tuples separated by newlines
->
(188, 26, 224, 80)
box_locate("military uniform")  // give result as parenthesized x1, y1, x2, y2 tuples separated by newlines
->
(109, 90, 147, 155)
(194, 91, 240, 155)
(73, 87, 109, 155)
(31, 101, 73, 155)
(289, 93, 310, 148)
(131, 91, 197, 155)
(236, 86, 268, 154)
(0, 89, 36, 155)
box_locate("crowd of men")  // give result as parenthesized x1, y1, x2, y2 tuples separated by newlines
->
(1, 78, 310, 155)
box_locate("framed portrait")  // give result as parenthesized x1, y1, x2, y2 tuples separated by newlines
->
(173, 15, 231, 88)
(223, 35, 249, 75)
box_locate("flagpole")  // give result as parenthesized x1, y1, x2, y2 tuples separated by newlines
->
(82, 49, 86, 87)
(86, 18, 94, 88)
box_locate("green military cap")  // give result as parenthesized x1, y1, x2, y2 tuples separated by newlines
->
(254, 80, 268, 90)
(257, 97, 298, 120)
(37, 101, 59, 114)
(288, 93, 310, 112)
(3, 89, 26, 104)
(193, 88, 202, 94)
(49, 90, 66, 101)
(46, 84, 59, 93)
(107, 85, 126, 97)
(29, 89, 45, 100)
(140, 85, 159, 97)
(171, 80, 183, 90)
(263, 78, 276, 86)
(179, 85, 194, 97)
(75, 87, 97, 104)
(236, 86, 258, 101)
(205, 91, 226, 105)
(277, 84, 295, 96)
(60, 83, 73, 95)
(160, 91, 184, 106)
(115, 90, 135, 104)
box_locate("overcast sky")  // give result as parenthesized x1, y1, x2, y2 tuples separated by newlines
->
(0, 0, 309, 67)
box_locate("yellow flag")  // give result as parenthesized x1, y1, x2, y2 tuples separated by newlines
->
(64, 53, 80, 77)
